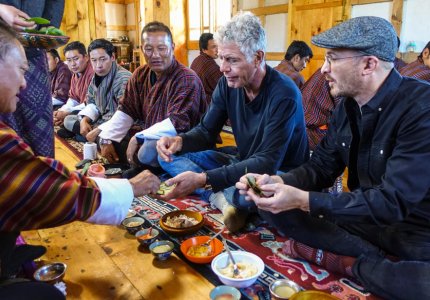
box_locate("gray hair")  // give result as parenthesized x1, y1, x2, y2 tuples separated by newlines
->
(0, 19, 18, 62)
(215, 11, 266, 62)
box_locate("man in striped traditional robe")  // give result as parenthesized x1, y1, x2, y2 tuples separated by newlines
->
(0, 21, 160, 298)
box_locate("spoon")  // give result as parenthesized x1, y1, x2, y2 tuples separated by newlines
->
(222, 239, 240, 277)
(202, 226, 225, 247)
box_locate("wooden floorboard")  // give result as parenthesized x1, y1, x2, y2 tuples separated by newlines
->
(22, 137, 216, 299)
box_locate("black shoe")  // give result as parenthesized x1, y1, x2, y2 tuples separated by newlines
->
(56, 128, 75, 139)
(3, 245, 46, 278)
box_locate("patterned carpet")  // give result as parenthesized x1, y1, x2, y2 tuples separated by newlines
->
(131, 195, 380, 300)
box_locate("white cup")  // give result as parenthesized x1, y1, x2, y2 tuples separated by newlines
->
(83, 142, 97, 160)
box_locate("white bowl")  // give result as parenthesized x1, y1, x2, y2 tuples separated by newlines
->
(211, 250, 265, 288)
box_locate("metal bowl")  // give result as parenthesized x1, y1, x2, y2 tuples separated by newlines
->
(33, 262, 67, 284)
(269, 279, 302, 299)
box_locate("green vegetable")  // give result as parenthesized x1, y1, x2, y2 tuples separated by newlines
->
(26, 17, 50, 25)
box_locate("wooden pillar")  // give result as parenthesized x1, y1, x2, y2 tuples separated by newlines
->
(142, 0, 187, 65)
(391, 0, 403, 36)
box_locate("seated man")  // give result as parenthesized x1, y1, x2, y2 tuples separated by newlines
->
(97, 21, 206, 166)
(156, 12, 309, 232)
(61, 39, 132, 142)
(274, 40, 313, 89)
(54, 41, 94, 128)
(236, 17, 430, 300)
(0, 21, 160, 299)
(46, 49, 72, 109)
(399, 41, 430, 82)
(190, 32, 222, 102)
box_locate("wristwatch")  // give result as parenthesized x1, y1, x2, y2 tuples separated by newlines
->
(99, 138, 112, 145)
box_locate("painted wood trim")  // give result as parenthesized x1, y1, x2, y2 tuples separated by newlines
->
(105, 0, 125, 4)
(107, 25, 127, 31)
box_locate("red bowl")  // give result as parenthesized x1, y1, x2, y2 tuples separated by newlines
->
(180, 235, 224, 264)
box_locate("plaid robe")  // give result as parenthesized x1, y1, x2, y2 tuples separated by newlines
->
(190, 52, 222, 102)
(50, 60, 72, 103)
(399, 58, 430, 83)
(0, 122, 101, 232)
(275, 60, 305, 89)
(119, 58, 207, 133)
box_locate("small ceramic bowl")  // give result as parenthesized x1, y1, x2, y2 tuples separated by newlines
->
(135, 228, 159, 247)
(289, 291, 341, 300)
(33, 262, 67, 284)
(159, 210, 204, 236)
(126, 209, 137, 219)
(269, 279, 302, 299)
(149, 240, 174, 260)
(209, 285, 241, 300)
(122, 216, 145, 234)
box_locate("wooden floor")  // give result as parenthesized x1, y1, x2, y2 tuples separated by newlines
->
(21, 135, 234, 300)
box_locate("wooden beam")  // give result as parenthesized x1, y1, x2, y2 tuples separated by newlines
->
(391, 0, 403, 36)
(105, 0, 125, 4)
(295, 1, 342, 11)
(124, 0, 134, 3)
(351, 0, 390, 4)
(107, 25, 127, 31)
(247, 4, 288, 16)
(94, 0, 107, 39)
(266, 52, 284, 61)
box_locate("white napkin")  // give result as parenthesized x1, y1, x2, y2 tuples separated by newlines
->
(135, 118, 177, 140)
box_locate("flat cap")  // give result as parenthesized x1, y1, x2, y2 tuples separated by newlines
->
(311, 16, 397, 62)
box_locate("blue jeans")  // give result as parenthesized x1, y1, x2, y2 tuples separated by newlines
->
(158, 150, 240, 203)
(260, 209, 430, 299)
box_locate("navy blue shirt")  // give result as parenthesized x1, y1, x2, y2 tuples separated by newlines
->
(180, 65, 309, 191)
(282, 69, 430, 229)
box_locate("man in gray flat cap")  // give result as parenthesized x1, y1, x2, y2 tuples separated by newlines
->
(236, 16, 430, 299)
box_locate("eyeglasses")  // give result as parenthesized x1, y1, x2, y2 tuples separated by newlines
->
(324, 54, 366, 65)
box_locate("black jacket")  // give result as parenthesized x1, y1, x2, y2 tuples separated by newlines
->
(282, 69, 430, 229)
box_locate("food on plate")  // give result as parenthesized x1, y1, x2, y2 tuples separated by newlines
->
(218, 262, 258, 279)
(274, 285, 296, 298)
(137, 233, 153, 240)
(156, 182, 176, 195)
(165, 214, 199, 228)
(126, 221, 142, 227)
(152, 245, 172, 253)
(23, 17, 66, 36)
(187, 244, 213, 257)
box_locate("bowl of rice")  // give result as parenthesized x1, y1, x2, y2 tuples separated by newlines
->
(211, 250, 265, 288)
(159, 210, 204, 236)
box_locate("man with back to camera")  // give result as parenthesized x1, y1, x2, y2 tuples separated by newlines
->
(275, 40, 313, 89)
(236, 16, 430, 300)
(156, 12, 309, 233)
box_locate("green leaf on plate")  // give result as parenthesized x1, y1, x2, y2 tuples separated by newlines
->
(26, 17, 50, 25)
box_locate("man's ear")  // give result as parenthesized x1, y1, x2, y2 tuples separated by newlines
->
(55, 57, 60, 64)
(423, 48, 430, 59)
(362, 56, 378, 75)
(255, 50, 265, 66)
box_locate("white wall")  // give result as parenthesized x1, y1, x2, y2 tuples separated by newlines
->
(351, 0, 430, 53)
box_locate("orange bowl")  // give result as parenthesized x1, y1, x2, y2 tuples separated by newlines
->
(180, 236, 224, 264)
(159, 210, 204, 236)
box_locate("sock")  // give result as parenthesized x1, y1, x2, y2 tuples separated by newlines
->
(282, 239, 356, 278)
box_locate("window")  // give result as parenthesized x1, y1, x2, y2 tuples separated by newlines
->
(187, 0, 233, 49)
